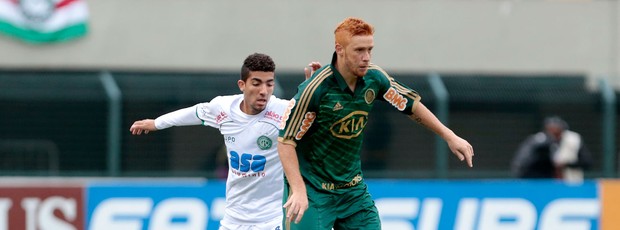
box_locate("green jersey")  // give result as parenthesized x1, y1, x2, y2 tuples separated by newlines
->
(279, 53, 421, 194)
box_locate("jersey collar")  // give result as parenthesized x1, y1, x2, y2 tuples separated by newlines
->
(330, 52, 366, 95)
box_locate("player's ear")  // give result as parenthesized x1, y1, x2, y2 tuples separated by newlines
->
(335, 43, 344, 55)
(237, 79, 245, 92)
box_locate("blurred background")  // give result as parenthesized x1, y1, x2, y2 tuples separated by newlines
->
(0, 0, 618, 180)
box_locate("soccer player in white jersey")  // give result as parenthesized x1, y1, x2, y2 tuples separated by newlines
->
(130, 53, 309, 230)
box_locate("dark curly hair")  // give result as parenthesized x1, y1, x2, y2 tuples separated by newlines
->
(240, 53, 276, 81)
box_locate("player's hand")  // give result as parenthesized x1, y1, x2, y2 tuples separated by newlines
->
(129, 119, 157, 135)
(304, 61, 322, 80)
(446, 135, 474, 167)
(283, 190, 308, 224)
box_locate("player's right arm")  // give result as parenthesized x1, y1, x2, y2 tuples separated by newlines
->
(277, 70, 324, 224)
(129, 119, 157, 135)
(129, 105, 203, 135)
(277, 142, 308, 224)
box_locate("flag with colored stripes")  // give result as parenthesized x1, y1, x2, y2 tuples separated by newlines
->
(0, 0, 88, 43)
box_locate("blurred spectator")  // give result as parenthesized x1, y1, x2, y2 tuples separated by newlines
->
(511, 116, 592, 183)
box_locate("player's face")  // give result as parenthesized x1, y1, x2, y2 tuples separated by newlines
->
(342, 35, 373, 78)
(238, 71, 275, 115)
(545, 124, 563, 142)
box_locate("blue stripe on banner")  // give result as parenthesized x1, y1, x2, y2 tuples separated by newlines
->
(367, 179, 598, 230)
(83, 179, 599, 230)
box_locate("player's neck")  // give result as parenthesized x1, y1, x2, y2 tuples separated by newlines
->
(239, 100, 260, 115)
(336, 61, 358, 92)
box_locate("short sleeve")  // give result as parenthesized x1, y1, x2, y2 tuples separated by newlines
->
(196, 96, 225, 128)
(278, 78, 321, 146)
(372, 65, 421, 115)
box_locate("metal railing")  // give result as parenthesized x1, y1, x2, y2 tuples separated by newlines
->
(0, 70, 616, 178)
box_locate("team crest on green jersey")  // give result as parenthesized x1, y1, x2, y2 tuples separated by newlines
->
(364, 89, 376, 104)
(257, 135, 272, 150)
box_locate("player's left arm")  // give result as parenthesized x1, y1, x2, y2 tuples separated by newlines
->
(409, 102, 474, 167)
(372, 65, 474, 167)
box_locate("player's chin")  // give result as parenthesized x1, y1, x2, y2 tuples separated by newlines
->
(253, 104, 266, 112)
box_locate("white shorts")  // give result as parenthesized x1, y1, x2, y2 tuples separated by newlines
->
(219, 216, 282, 230)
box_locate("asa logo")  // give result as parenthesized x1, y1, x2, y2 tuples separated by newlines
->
(383, 87, 407, 111)
(330, 111, 368, 139)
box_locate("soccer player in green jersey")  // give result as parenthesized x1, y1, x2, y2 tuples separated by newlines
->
(277, 17, 475, 230)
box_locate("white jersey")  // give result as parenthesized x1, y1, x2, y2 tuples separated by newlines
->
(154, 94, 288, 226)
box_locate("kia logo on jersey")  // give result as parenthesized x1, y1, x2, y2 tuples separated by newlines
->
(329, 111, 368, 139)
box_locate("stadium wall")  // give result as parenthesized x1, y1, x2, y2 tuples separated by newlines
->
(0, 0, 618, 88)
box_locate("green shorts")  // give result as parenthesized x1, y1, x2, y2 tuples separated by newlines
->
(283, 182, 381, 230)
